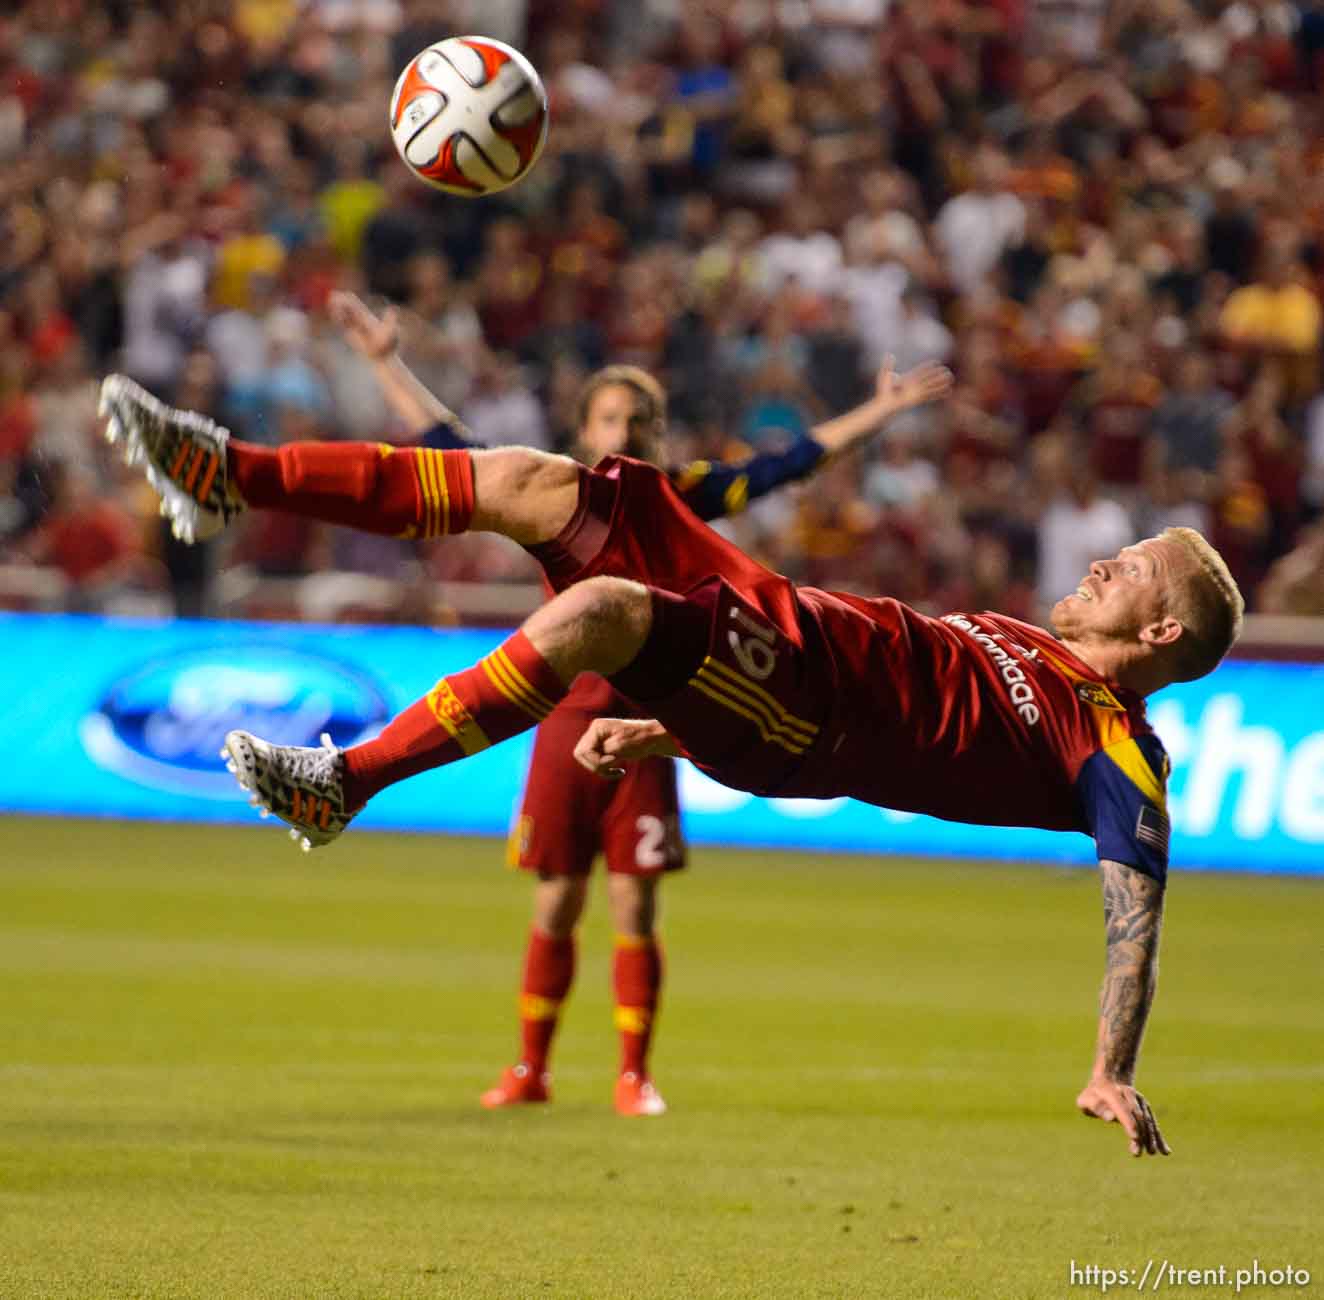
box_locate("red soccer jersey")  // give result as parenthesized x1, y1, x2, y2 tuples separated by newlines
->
(532, 456, 1173, 883)
(787, 592, 1172, 880)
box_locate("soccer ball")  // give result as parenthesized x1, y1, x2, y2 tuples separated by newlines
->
(389, 36, 548, 197)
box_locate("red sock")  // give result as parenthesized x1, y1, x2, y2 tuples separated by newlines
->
(342, 629, 566, 807)
(228, 440, 474, 538)
(518, 927, 576, 1073)
(613, 934, 663, 1078)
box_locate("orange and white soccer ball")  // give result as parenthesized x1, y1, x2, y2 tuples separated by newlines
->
(389, 36, 548, 197)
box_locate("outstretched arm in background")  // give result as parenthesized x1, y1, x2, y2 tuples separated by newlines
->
(673, 358, 953, 522)
(328, 291, 477, 448)
(1076, 858, 1170, 1158)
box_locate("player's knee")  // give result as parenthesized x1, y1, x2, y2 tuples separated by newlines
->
(524, 576, 652, 679)
(608, 872, 658, 936)
(534, 873, 589, 936)
(567, 576, 653, 660)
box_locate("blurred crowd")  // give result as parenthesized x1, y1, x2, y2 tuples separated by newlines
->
(5, 0, 1324, 624)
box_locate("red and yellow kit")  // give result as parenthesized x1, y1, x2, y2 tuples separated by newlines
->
(508, 674, 684, 877)
(533, 456, 1172, 885)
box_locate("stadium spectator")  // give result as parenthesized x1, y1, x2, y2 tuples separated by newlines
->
(1219, 246, 1322, 395)
(1, 0, 1322, 622)
(1152, 350, 1233, 481)
(10, 461, 147, 609)
(934, 145, 1027, 296)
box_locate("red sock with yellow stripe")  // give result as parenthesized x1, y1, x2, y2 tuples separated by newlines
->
(341, 629, 565, 807)
(228, 441, 474, 538)
(518, 927, 576, 1073)
(613, 934, 663, 1077)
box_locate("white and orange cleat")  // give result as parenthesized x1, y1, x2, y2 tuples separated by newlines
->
(614, 1071, 667, 1117)
(480, 1063, 551, 1108)
(222, 729, 355, 851)
(100, 373, 244, 543)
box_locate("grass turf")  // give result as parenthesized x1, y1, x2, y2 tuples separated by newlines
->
(0, 816, 1319, 1300)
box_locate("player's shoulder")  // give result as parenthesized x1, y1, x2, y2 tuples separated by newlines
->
(978, 613, 1155, 725)
(959, 611, 1167, 762)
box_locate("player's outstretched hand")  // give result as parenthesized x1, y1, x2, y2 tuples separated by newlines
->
(875, 356, 954, 416)
(328, 291, 399, 361)
(574, 717, 677, 780)
(1076, 1077, 1171, 1158)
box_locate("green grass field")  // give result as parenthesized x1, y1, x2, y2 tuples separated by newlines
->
(0, 816, 1320, 1300)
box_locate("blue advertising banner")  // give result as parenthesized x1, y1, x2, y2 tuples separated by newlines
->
(2, 612, 1322, 875)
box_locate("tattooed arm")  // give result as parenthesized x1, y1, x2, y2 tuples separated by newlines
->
(1075, 858, 1172, 1158)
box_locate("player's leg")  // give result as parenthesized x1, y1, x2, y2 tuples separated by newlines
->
(608, 874, 668, 1118)
(483, 714, 607, 1107)
(221, 443, 579, 546)
(101, 373, 579, 546)
(481, 873, 589, 1109)
(225, 575, 658, 848)
(599, 758, 682, 1116)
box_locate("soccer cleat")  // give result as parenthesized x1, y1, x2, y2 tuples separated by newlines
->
(222, 730, 354, 851)
(100, 373, 244, 542)
(614, 1071, 667, 1117)
(480, 1063, 551, 1108)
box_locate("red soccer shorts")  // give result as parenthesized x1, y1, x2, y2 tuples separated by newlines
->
(508, 703, 685, 877)
(528, 457, 836, 798)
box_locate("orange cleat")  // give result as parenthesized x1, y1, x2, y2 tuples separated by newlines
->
(614, 1071, 667, 1117)
(480, 1062, 551, 1108)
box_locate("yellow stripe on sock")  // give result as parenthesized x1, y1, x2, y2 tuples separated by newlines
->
(688, 675, 809, 756)
(481, 648, 553, 720)
(494, 647, 558, 716)
(702, 657, 818, 740)
(430, 450, 451, 536)
(614, 1005, 652, 1034)
(407, 448, 428, 537)
(481, 656, 548, 723)
(424, 677, 491, 755)
(408, 448, 436, 538)
(418, 448, 445, 538)
(614, 934, 653, 951)
(520, 993, 561, 1021)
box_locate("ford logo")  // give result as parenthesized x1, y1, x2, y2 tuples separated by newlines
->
(80, 644, 391, 798)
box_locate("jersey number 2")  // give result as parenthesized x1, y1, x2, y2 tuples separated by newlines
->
(636, 814, 679, 869)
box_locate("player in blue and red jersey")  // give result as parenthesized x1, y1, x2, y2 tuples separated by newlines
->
(102, 360, 1243, 1159)
(326, 292, 899, 1116)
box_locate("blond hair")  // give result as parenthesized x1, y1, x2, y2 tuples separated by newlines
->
(1159, 526, 1245, 682)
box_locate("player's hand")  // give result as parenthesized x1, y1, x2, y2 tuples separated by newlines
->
(1076, 1077, 1171, 1158)
(328, 291, 399, 361)
(573, 717, 673, 779)
(874, 356, 954, 415)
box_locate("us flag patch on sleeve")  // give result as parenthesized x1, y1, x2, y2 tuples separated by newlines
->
(1136, 804, 1170, 854)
